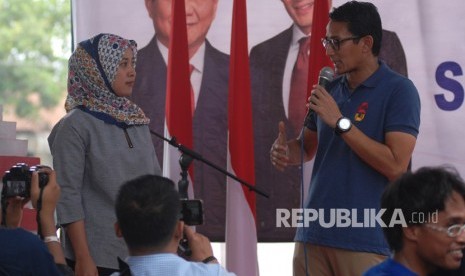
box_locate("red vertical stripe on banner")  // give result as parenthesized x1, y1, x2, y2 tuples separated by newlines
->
(228, 0, 256, 220)
(308, 0, 333, 97)
(226, 0, 259, 275)
(166, 0, 194, 180)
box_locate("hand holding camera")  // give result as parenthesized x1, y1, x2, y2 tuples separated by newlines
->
(183, 225, 217, 263)
(2, 163, 49, 198)
(177, 199, 215, 263)
(30, 166, 60, 216)
(178, 199, 204, 257)
(2, 163, 59, 228)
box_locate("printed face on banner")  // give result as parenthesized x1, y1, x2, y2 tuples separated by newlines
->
(281, 0, 315, 34)
(145, 0, 218, 51)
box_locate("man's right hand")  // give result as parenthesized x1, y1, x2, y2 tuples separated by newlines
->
(184, 226, 217, 263)
(270, 121, 290, 171)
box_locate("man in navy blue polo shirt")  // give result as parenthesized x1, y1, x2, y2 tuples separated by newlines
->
(270, 1, 421, 275)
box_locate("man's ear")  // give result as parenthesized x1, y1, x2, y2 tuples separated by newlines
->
(212, 0, 219, 20)
(361, 35, 374, 54)
(173, 220, 184, 241)
(145, 0, 154, 19)
(115, 221, 123, 238)
(403, 225, 421, 242)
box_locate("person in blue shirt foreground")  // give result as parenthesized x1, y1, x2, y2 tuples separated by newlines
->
(0, 167, 73, 275)
(364, 166, 465, 276)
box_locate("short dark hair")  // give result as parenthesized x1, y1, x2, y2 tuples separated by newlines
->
(329, 1, 382, 56)
(381, 166, 465, 252)
(115, 174, 181, 250)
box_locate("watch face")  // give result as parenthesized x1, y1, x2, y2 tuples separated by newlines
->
(338, 118, 351, 131)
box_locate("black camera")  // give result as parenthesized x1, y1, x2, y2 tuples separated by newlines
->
(178, 198, 204, 256)
(2, 163, 49, 198)
(180, 199, 204, 226)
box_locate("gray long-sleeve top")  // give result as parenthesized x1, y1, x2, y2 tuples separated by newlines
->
(48, 108, 161, 269)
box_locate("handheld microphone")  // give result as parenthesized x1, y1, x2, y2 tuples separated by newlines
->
(303, 66, 334, 126)
(318, 66, 335, 90)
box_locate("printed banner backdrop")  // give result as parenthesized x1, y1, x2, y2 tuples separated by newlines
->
(72, 0, 465, 242)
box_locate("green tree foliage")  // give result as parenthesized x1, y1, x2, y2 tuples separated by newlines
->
(0, 0, 70, 118)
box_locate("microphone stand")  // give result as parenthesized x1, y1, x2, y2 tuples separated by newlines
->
(177, 153, 193, 257)
(178, 153, 192, 199)
(150, 130, 269, 198)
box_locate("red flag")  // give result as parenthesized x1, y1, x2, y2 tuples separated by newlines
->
(164, 0, 194, 185)
(225, 0, 259, 275)
(307, 0, 333, 97)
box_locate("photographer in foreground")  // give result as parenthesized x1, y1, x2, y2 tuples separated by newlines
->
(0, 166, 73, 275)
(112, 174, 235, 276)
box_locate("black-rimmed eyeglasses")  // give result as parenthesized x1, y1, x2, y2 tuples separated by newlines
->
(321, 36, 360, 51)
(424, 223, 465, 238)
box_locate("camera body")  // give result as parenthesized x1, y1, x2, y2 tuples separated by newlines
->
(180, 199, 204, 226)
(2, 163, 49, 198)
(178, 198, 204, 256)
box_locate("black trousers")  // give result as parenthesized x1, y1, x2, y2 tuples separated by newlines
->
(66, 258, 119, 276)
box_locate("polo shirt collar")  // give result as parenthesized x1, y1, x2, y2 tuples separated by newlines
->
(339, 60, 388, 90)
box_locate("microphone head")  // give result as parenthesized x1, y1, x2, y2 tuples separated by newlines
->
(318, 66, 334, 89)
(319, 66, 334, 81)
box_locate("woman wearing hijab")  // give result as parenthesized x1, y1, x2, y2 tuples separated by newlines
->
(48, 33, 161, 275)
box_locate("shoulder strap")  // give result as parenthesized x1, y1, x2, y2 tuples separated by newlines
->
(117, 257, 132, 276)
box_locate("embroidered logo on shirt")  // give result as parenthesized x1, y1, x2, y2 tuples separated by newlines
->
(354, 102, 368, 122)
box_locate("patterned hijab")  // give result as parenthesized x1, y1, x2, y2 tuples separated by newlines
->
(65, 33, 149, 126)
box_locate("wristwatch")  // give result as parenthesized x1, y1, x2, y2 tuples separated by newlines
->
(335, 116, 352, 135)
